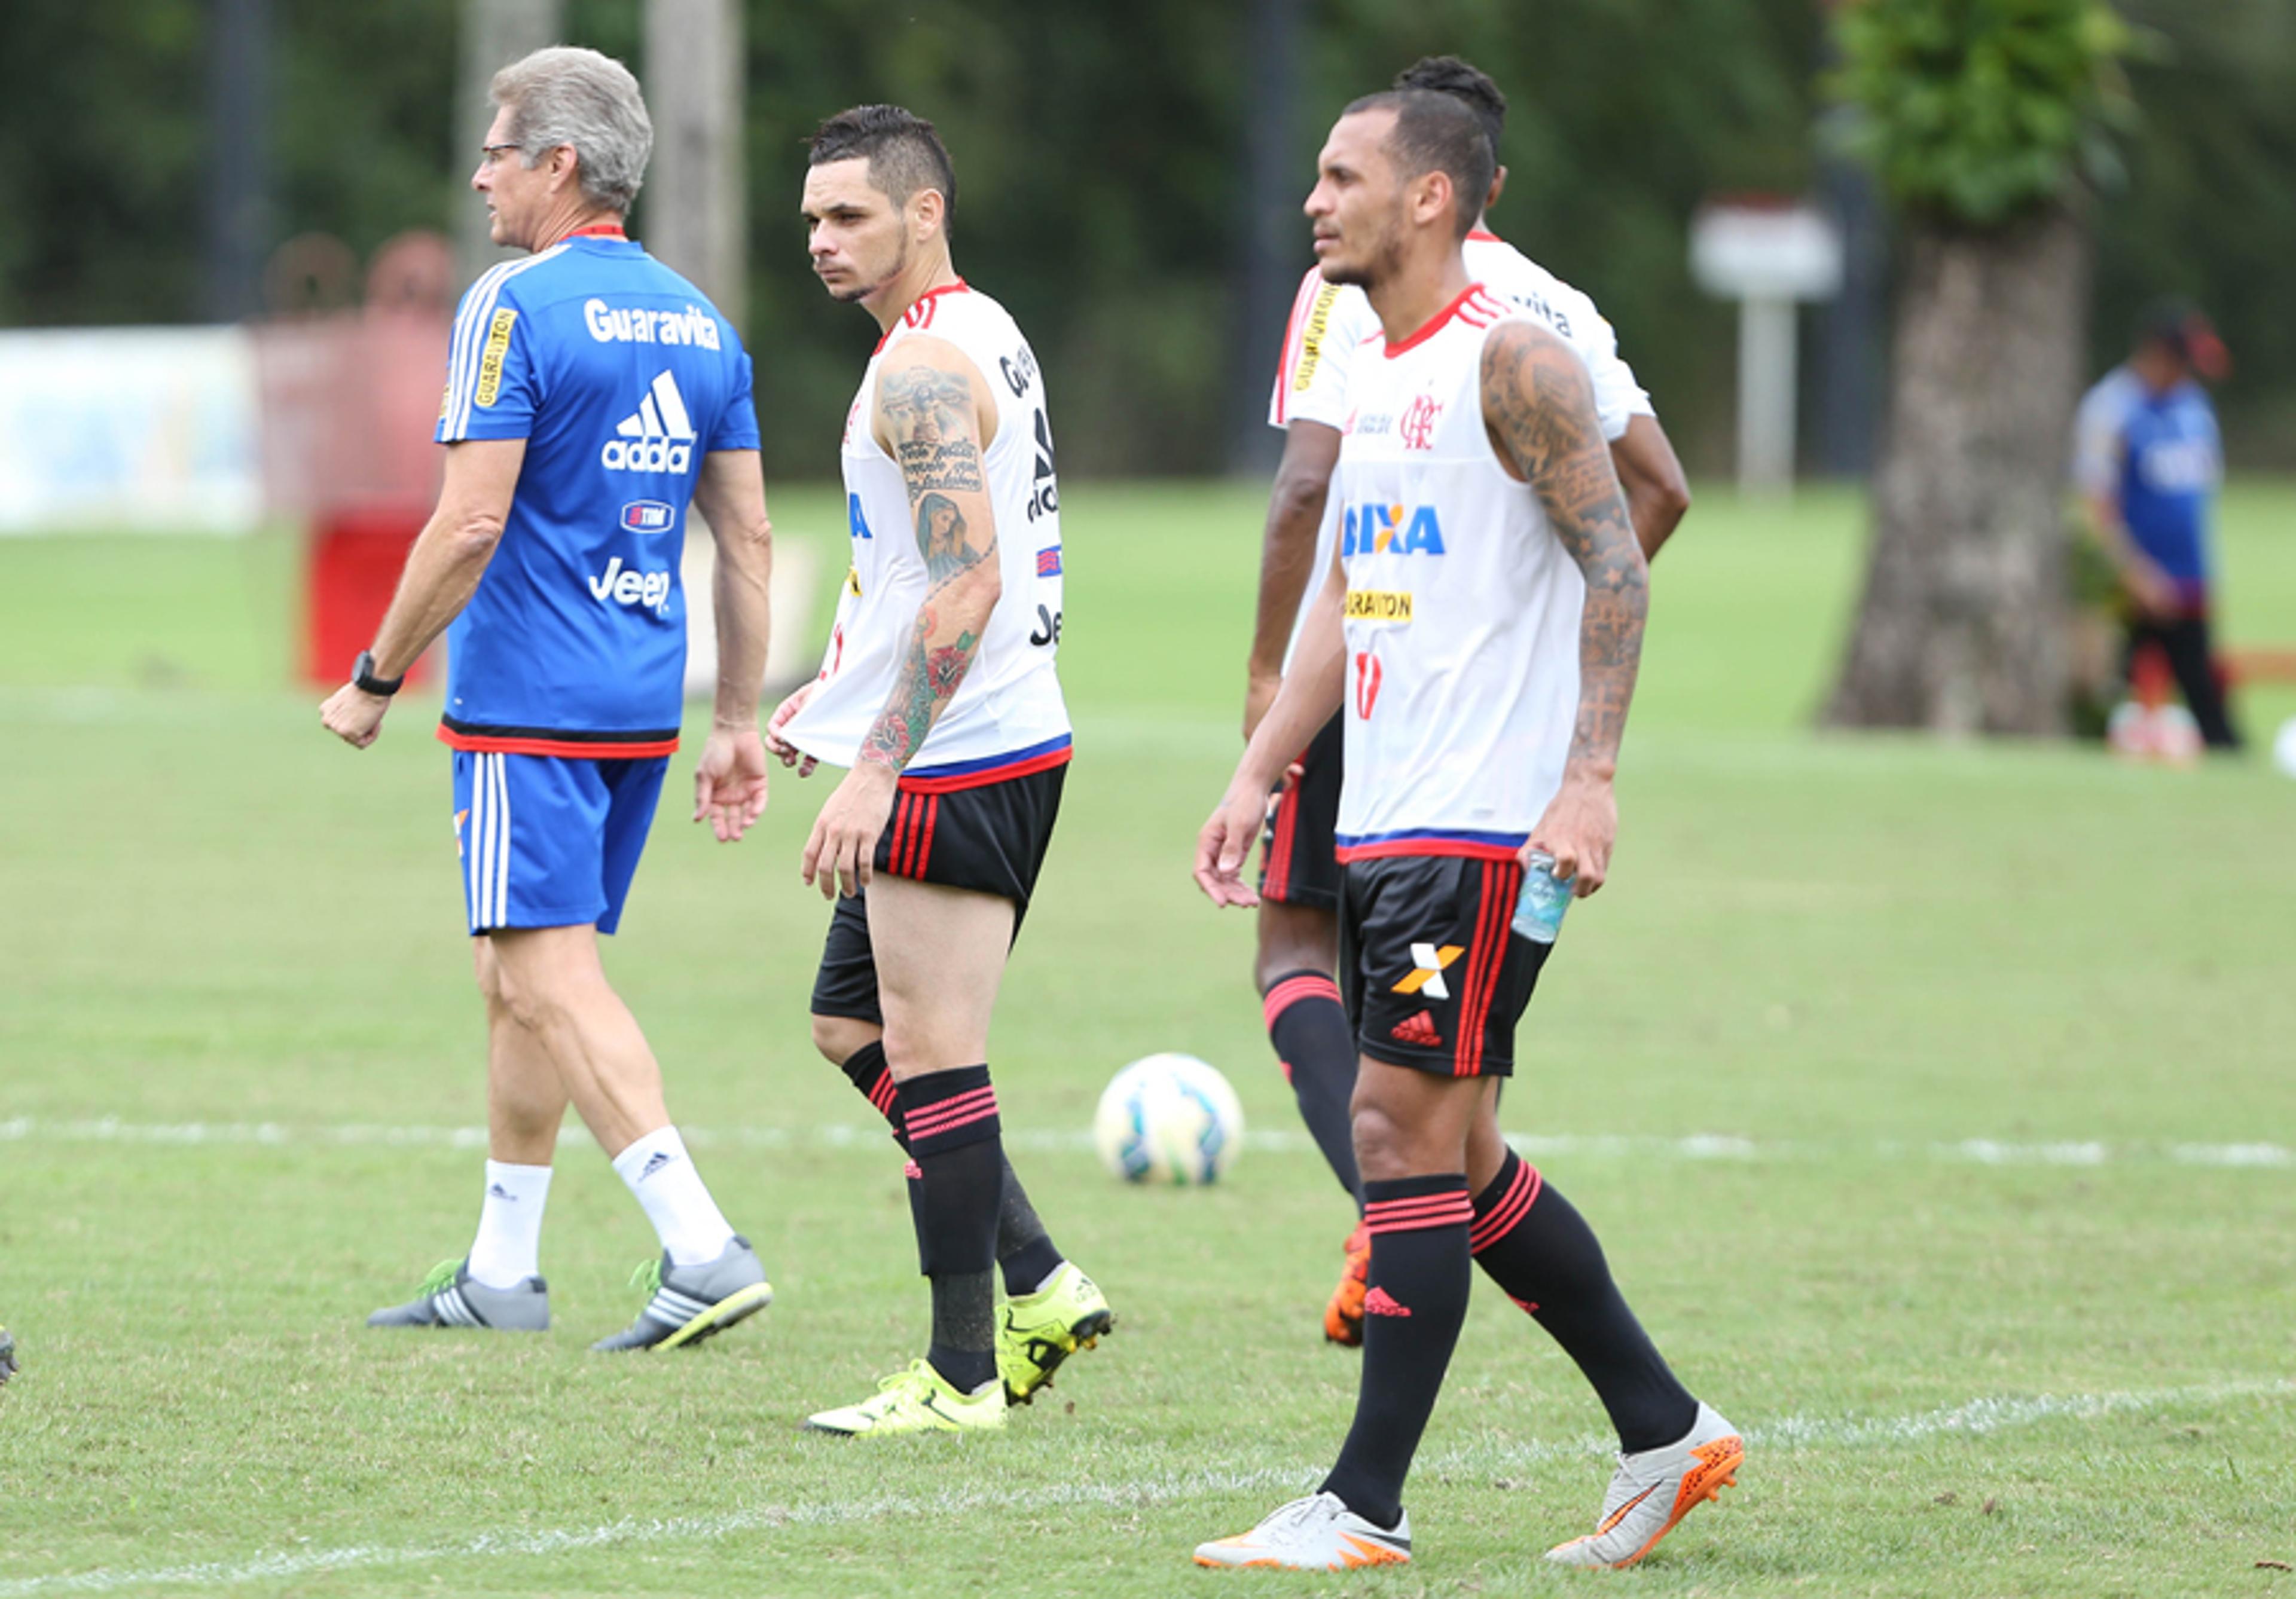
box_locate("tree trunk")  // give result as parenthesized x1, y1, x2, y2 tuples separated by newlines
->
(643, 0, 746, 332)
(1825, 205, 2090, 735)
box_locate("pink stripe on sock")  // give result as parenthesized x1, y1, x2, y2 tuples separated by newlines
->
(1263, 974, 1343, 1029)
(903, 1086, 1000, 1141)
(1469, 1159, 1543, 1255)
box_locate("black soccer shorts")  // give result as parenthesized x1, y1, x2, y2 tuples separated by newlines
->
(1339, 852, 1553, 1079)
(1258, 713, 1344, 912)
(809, 762, 1067, 1025)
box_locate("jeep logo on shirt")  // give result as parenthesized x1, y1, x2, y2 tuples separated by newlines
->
(587, 558, 673, 614)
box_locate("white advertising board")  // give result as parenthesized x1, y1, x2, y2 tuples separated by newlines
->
(1691, 204, 1843, 302)
(0, 327, 264, 534)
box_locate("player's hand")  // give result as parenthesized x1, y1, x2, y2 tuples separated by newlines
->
(692, 725, 771, 843)
(319, 683, 391, 749)
(2123, 556, 2180, 620)
(1193, 781, 1266, 909)
(1242, 669, 1282, 744)
(802, 763, 896, 900)
(1528, 770, 1618, 898)
(765, 682, 820, 775)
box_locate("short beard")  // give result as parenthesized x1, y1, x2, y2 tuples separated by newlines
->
(833, 237, 911, 305)
(1320, 213, 1405, 293)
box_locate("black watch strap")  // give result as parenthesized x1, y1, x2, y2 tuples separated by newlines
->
(352, 649, 405, 697)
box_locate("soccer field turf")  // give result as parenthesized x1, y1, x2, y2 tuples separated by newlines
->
(2, 482, 2293, 1597)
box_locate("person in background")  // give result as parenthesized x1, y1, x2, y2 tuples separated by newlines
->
(2074, 299, 2243, 750)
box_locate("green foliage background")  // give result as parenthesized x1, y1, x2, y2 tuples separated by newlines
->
(3, 0, 2294, 469)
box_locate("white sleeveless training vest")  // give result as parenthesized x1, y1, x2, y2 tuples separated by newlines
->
(784, 282, 1071, 785)
(1268, 233, 1648, 674)
(1331, 284, 1585, 862)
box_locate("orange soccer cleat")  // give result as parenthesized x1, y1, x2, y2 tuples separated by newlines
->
(1546, 1402, 1744, 1569)
(1323, 1221, 1372, 1346)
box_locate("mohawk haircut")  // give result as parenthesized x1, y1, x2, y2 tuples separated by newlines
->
(1393, 55, 1506, 164)
(1342, 88, 1495, 242)
(809, 104, 958, 233)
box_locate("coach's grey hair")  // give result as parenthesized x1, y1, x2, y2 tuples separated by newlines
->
(490, 47, 652, 213)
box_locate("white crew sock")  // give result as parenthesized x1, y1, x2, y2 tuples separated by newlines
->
(466, 1160, 552, 1289)
(611, 1126, 737, 1267)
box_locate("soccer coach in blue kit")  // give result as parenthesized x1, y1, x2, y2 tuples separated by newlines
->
(320, 47, 781, 1351)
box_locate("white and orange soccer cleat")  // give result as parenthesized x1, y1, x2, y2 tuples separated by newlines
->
(1546, 1401, 1743, 1570)
(1322, 1222, 1371, 1346)
(1194, 1492, 1410, 1571)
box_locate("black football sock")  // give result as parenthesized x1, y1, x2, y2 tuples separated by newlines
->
(996, 1167, 1065, 1296)
(895, 1065, 1004, 1395)
(1262, 970, 1362, 1203)
(838, 1040, 1062, 1294)
(837, 1039, 905, 1141)
(1470, 1150, 1699, 1452)
(1318, 1175, 1474, 1528)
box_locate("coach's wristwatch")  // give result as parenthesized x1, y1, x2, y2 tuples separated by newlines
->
(352, 650, 405, 698)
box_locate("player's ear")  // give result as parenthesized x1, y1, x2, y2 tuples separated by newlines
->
(912, 187, 945, 243)
(1412, 169, 1454, 233)
(1487, 166, 1507, 212)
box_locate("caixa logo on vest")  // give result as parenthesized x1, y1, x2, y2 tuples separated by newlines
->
(1342, 503, 1447, 558)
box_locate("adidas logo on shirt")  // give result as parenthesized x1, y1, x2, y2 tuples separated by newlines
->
(601, 371, 697, 473)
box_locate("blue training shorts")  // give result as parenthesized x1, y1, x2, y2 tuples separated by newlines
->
(451, 751, 668, 936)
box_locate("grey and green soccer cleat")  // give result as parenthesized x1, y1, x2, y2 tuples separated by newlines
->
(591, 1235, 772, 1352)
(0, 1326, 17, 1384)
(997, 1261, 1114, 1404)
(367, 1259, 550, 1331)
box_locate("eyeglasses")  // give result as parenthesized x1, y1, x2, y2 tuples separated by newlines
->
(480, 143, 525, 168)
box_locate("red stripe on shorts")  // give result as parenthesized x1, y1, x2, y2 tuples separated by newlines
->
(914, 794, 940, 878)
(1263, 776, 1300, 901)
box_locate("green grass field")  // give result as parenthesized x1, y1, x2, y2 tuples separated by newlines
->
(2, 482, 2293, 1598)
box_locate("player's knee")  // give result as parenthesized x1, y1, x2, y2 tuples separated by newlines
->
(484, 952, 576, 1036)
(811, 1013, 878, 1066)
(1254, 910, 1339, 993)
(1349, 1098, 1416, 1182)
(473, 938, 517, 1014)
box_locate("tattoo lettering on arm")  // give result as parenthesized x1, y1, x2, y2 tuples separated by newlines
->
(1482, 320, 1650, 772)
(881, 366, 985, 494)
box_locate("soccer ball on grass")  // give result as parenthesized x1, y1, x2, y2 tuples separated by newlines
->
(1094, 1053, 1245, 1185)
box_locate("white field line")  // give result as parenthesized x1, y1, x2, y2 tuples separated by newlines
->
(2, 1377, 2288, 1597)
(0, 1117, 2287, 1170)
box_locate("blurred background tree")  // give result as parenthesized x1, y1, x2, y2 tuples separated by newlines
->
(1, 0, 2289, 488)
(1825, 0, 2133, 735)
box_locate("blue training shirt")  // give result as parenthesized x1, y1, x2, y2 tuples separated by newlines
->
(2074, 366, 2221, 603)
(434, 232, 760, 756)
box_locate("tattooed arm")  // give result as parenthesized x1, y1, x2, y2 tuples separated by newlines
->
(801, 338, 1004, 898)
(1481, 319, 1651, 896)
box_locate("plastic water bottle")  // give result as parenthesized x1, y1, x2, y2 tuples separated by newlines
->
(1510, 849, 1574, 944)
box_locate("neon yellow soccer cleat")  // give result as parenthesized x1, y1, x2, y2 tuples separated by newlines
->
(805, 1359, 1007, 1437)
(997, 1262, 1115, 1404)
